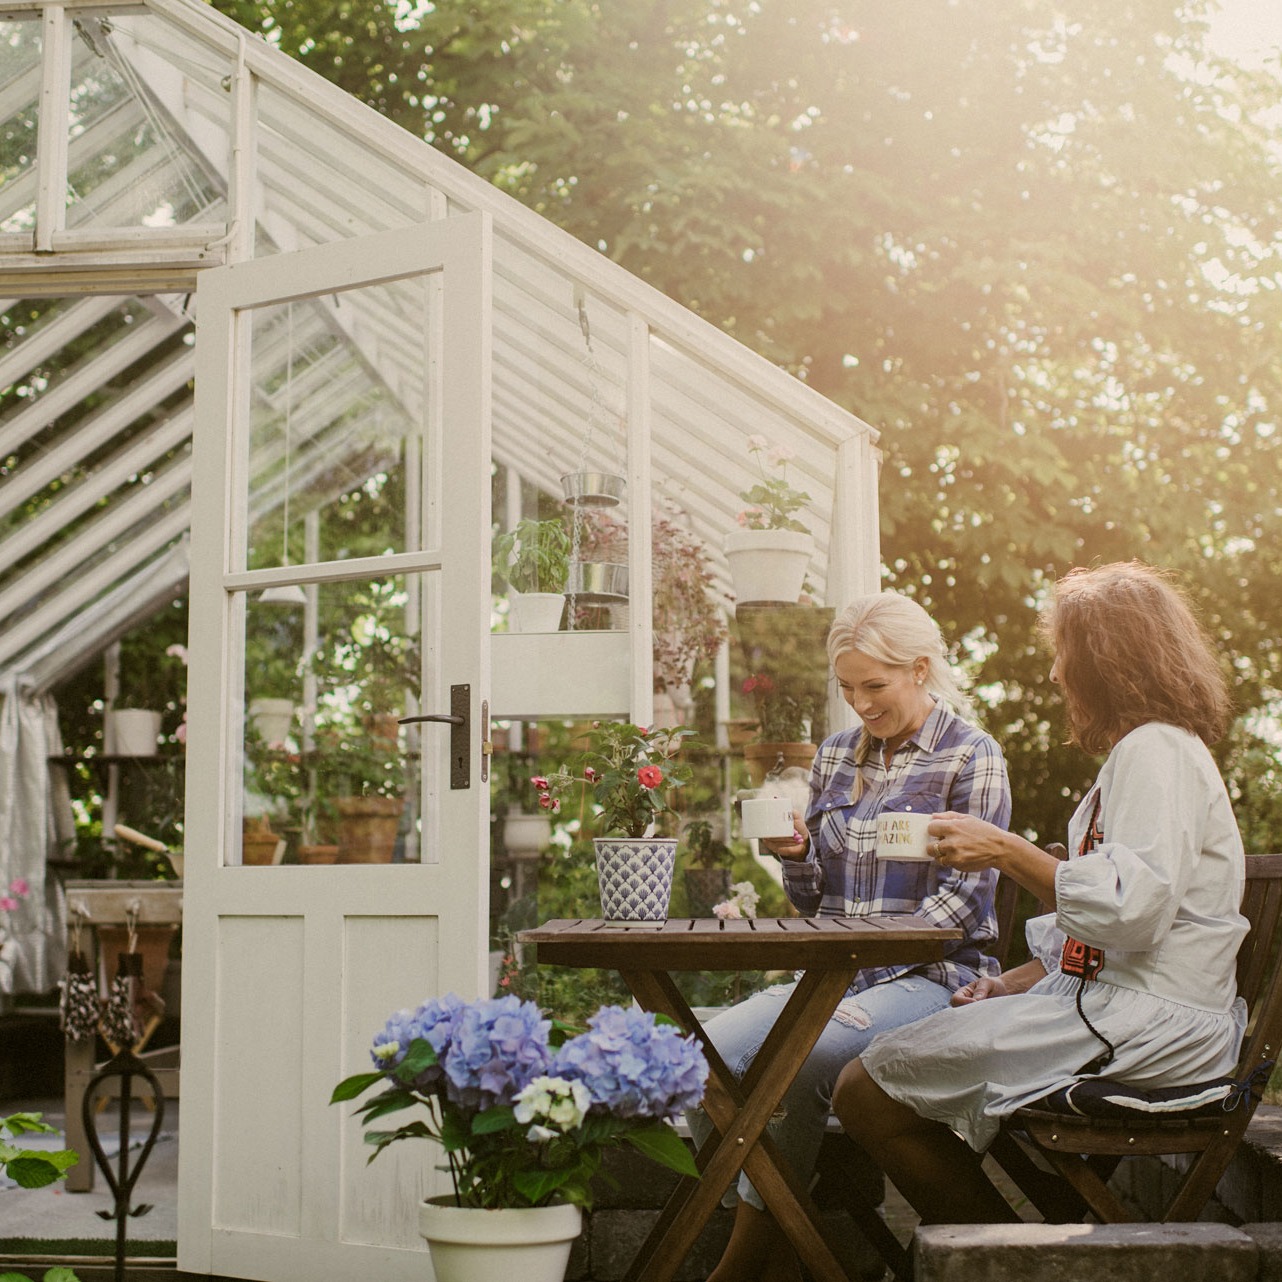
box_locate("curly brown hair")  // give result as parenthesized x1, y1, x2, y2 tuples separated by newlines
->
(1038, 562, 1232, 754)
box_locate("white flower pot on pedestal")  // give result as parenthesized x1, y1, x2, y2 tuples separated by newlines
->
(508, 591, 565, 633)
(724, 528, 813, 606)
(106, 708, 163, 756)
(419, 1198, 582, 1282)
(503, 810, 552, 859)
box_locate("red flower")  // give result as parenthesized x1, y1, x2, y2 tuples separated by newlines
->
(742, 674, 775, 695)
(637, 765, 664, 790)
(530, 775, 549, 790)
(584, 766, 598, 781)
(537, 793, 555, 810)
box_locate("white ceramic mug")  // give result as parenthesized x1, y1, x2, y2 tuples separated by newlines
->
(741, 796, 798, 840)
(875, 810, 934, 861)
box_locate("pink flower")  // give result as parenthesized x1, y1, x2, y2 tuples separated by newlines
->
(537, 793, 555, 810)
(0, 897, 17, 913)
(637, 765, 664, 790)
(746, 434, 769, 452)
(767, 444, 796, 467)
(584, 766, 597, 781)
(713, 901, 742, 920)
(530, 776, 550, 790)
(8, 879, 29, 897)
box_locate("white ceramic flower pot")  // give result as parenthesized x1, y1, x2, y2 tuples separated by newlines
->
(106, 708, 162, 757)
(248, 697, 295, 744)
(508, 591, 565, 633)
(593, 836, 678, 924)
(723, 528, 813, 606)
(419, 1198, 582, 1282)
(503, 810, 552, 859)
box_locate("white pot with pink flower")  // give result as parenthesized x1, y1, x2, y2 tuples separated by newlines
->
(725, 437, 814, 607)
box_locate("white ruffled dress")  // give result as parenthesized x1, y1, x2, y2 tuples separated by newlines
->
(860, 722, 1249, 1152)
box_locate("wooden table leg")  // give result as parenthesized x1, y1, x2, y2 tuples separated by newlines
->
(619, 965, 863, 1282)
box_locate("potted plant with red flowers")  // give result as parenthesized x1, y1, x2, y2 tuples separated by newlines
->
(533, 722, 696, 923)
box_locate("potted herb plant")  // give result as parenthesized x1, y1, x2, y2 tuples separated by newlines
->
(332, 993, 707, 1282)
(724, 435, 813, 606)
(493, 516, 572, 632)
(533, 722, 696, 922)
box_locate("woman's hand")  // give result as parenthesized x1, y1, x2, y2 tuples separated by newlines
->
(927, 811, 1061, 906)
(925, 812, 1011, 872)
(760, 809, 809, 862)
(950, 976, 1009, 1006)
(952, 959, 1047, 1007)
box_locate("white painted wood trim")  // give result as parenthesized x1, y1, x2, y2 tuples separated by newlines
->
(34, 5, 71, 251)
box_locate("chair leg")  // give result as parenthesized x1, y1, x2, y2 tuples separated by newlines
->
(1039, 1151, 1138, 1223)
(987, 1131, 1091, 1223)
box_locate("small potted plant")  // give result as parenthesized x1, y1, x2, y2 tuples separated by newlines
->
(681, 818, 734, 918)
(533, 721, 696, 922)
(724, 435, 813, 606)
(331, 993, 707, 1280)
(493, 516, 572, 632)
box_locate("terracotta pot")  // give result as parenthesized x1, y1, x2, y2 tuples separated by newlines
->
(743, 741, 817, 787)
(297, 843, 340, 865)
(336, 795, 405, 863)
(95, 924, 178, 999)
(242, 826, 283, 865)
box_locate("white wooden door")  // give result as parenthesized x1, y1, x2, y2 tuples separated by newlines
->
(177, 214, 493, 1282)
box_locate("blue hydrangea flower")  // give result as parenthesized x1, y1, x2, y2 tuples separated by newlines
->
(438, 995, 554, 1111)
(551, 1005, 708, 1121)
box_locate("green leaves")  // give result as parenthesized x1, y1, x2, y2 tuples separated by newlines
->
(0, 1114, 79, 1191)
(624, 1123, 699, 1178)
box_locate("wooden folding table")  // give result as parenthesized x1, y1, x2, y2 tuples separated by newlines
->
(517, 915, 961, 1282)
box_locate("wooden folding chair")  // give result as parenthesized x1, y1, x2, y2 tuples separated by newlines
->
(991, 852, 1282, 1225)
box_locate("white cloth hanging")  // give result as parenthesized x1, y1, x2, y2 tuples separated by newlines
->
(0, 679, 70, 995)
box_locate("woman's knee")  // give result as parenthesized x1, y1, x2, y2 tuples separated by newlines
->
(832, 1059, 891, 1137)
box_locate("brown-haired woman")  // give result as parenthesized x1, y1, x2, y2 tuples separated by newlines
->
(831, 561, 1247, 1225)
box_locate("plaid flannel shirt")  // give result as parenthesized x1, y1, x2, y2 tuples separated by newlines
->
(780, 698, 1012, 996)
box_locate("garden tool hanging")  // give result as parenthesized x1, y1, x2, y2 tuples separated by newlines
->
(59, 906, 101, 1043)
(99, 905, 142, 1048)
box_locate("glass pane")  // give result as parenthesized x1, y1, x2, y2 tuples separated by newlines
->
(245, 285, 425, 571)
(240, 576, 423, 867)
(65, 16, 223, 229)
(491, 290, 630, 635)
(0, 18, 41, 232)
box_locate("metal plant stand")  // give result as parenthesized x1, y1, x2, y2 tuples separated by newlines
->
(80, 971, 167, 1282)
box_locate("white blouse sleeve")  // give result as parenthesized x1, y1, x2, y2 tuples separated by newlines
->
(1054, 726, 1206, 953)
(1024, 911, 1065, 971)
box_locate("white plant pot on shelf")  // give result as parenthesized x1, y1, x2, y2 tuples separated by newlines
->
(106, 708, 162, 757)
(248, 697, 295, 744)
(503, 810, 552, 859)
(724, 528, 813, 607)
(508, 591, 565, 633)
(419, 1198, 583, 1282)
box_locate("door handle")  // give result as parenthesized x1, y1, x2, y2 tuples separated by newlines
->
(397, 684, 471, 788)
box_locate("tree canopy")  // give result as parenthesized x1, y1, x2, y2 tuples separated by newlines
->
(211, 0, 1282, 845)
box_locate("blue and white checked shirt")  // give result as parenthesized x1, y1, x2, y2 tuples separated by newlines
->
(781, 698, 1012, 996)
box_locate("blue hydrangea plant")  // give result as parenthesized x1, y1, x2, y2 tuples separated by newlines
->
(332, 993, 708, 1209)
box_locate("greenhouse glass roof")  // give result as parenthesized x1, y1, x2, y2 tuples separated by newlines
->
(0, 0, 881, 692)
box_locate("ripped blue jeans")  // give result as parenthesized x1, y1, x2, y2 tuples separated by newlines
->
(685, 974, 952, 1209)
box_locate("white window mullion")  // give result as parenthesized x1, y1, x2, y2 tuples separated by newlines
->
(35, 4, 72, 252)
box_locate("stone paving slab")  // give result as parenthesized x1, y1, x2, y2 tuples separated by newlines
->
(916, 1222, 1258, 1282)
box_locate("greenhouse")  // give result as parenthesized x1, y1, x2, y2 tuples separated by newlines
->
(0, 2, 878, 1279)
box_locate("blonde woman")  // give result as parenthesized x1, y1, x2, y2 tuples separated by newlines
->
(688, 590, 1011, 1282)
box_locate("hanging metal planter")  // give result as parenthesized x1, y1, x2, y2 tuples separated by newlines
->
(560, 470, 626, 507)
(566, 561, 629, 604)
